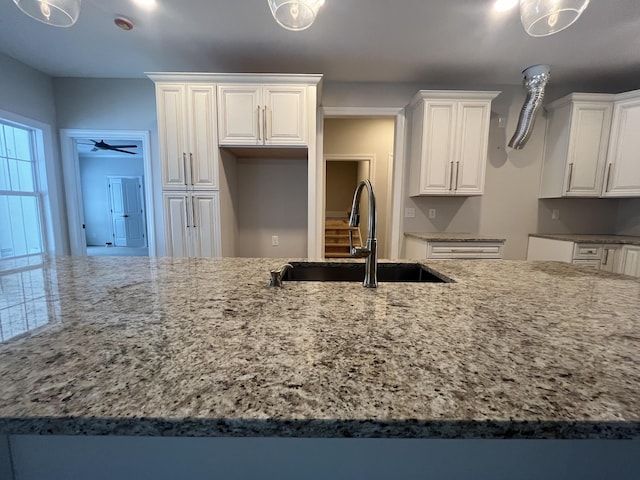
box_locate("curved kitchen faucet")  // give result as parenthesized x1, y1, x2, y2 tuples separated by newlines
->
(348, 179, 378, 288)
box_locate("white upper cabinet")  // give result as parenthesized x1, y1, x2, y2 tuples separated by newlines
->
(217, 84, 308, 146)
(603, 93, 640, 197)
(408, 91, 499, 196)
(539, 94, 614, 198)
(156, 83, 219, 190)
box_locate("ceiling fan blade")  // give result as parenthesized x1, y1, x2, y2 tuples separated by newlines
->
(91, 147, 99, 152)
(107, 144, 137, 149)
(108, 147, 137, 155)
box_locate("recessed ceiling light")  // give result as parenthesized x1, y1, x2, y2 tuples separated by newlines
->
(132, 0, 157, 9)
(493, 0, 518, 12)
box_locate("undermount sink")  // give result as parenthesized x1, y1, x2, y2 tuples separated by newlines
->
(281, 262, 450, 283)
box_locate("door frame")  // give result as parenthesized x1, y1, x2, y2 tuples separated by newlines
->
(59, 129, 156, 256)
(318, 107, 406, 259)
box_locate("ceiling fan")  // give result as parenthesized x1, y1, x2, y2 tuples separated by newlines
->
(79, 139, 138, 155)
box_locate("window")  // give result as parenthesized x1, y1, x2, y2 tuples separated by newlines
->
(0, 120, 45, 270)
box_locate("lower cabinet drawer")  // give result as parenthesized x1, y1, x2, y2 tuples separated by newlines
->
(427, 242, 504, 259)
(572, 259, 601, 269)
(573, 244, 602, 260)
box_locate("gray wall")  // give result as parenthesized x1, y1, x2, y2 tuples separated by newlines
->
(616, 199, 640, 236)
(52, 78, 163, 253)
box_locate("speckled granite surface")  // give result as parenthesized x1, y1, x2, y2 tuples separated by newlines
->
(0, 257, 639, 439)
(529, 233, 640, 245)
(405, 232, 506, 243)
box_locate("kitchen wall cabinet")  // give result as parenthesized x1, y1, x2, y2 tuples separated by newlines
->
(405, 236, 504, 259)
(407, 90, 500, 196)
(603, 92, 640, 197)
(539, 94, 614, 198)
(156, 83, 219, 190)
(163, 192, 221, 258)
(217, 84, 308, 146)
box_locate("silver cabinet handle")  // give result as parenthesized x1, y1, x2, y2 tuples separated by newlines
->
(263, 105, 267, 143)
(190, 153, 194, 186)
(454, 161, 460, 190)
(566, 163, 573, 193)
(450, 249, 491, 253)
(184, 196, 190, 228)
(449, 162, 454, 191)
(182, 153, 188, 186)
(605, 163, 612, 192)
(191, 196, 196, 228)
(603, 248, 609, 265)
(257, 106, 261, 142)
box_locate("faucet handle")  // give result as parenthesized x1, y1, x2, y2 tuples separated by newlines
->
(269, 263, 293, 287)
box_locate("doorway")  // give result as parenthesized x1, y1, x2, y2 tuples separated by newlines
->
(59, 129, 155, 257)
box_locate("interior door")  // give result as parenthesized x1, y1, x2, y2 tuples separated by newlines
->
(109, 177, 146, 247)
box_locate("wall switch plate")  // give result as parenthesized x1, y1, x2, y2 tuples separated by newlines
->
(271, 235, 279, 246)
(428, 208, 436, 219)
(404, 208, 415, 218)
(552, 209, 560, 220)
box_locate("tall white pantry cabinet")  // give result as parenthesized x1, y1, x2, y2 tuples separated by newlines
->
(154, 79, 222, 257)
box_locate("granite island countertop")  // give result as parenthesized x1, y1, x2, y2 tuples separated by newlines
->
(0, 257, 639, 439)
(529, 233, 640, 246)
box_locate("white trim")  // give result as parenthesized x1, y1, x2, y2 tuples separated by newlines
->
(0, 109, 65, 256)
(319, 107, 406, 259)
(59, 129, 156, 256)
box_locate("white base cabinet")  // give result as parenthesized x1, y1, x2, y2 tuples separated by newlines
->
(407, 90, 500, 196)
(405, 236, 504, 260)
(163, 192, 221, 258)
(620, 246, 640, 277)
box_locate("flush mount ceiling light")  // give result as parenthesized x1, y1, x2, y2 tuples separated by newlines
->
(267, 0, 325, 31)
(519, 0, 590, 37)
(13, 0, 81, 27)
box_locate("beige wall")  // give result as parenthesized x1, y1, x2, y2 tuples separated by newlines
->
(323, 117, 395, 257)
(234, 157, 308, 258)
(325, 162, 358, 215)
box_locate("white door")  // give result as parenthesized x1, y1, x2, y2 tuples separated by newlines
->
(109, 177, 146, 247)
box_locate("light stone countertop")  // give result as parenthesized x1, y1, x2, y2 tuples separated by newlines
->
(529, 233, 640, 246)
(0, 256, 639, 439)
(405, 232, 506, 242)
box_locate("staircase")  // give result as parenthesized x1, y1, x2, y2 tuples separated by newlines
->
(324, 218, 362, 258)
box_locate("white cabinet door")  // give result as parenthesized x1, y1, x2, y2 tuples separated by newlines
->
(217, 84, 308, 146)
(454, 101, 491, 195)
(620, 246, 640, 277)
(604, 98, 640, 197)
(157, 84, 218, 190)
(190, 193, 222, 258)
(217, 85, 261, 145)
(263, 85, 307, 145)
(157, 84, 189, 189)
(163, 193, 221, 258)
(186, 85, 219, 190)
(408, 91, 498, 196)
(163, 193, 190, 257)
(600, 245, 620, 273)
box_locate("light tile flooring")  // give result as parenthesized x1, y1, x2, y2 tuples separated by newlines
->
(87, 246, 149, 257)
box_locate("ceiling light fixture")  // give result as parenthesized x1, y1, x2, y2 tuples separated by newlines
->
(13, 0, 81, 27)
(267, 0, 325, 31)
(519, 0, 590, 37)
(493, 0, 518, 12)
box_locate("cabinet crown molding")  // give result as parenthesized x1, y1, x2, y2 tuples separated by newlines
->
(146, 72, 323, 86)
(409, 90, 501, 108)
(545, 93, 616, 110)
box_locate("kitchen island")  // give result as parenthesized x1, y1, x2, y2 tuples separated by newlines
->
(1, 257, 639, 479)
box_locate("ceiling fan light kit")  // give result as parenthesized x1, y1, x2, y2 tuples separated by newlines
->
(13, 0, 81, 27)
(519, 0, 590, 37)
(267, 0, 325, 31)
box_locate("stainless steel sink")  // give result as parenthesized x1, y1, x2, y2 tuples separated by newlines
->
(281, 262, 450, 283)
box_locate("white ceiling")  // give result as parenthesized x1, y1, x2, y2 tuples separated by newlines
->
(0, 0, 639, 91)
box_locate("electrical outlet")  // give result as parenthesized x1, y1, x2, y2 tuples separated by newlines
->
(428, 208, 436, 219)
(552, 209, 560, 220)
(404, 208, 415, 218)
(271, 235, 279, 246)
